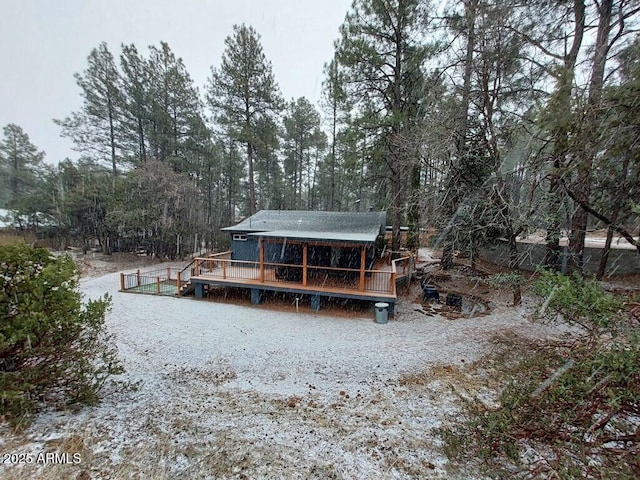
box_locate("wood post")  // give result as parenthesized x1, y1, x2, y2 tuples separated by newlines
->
(260, 239, 265, 283)
(176, 271, 181, 295)
(167, 267, 171, 280)
(359, 246, 366, 291)
(120, 273, 125, 291)
(302, 243, 308, 287)
(195, 259, 199, 276)
(222, 260, 227, 279)
(156, 276, 161, 294)
(136, 269, 141, 287)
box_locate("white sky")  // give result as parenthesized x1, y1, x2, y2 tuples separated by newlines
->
(0, 0, 353, 164)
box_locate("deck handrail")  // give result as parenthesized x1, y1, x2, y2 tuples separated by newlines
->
(390, 255, 412, 297)
(391, 255, 412, 276)
(192, 256, 395, 275)
(191, 256, 400, 294)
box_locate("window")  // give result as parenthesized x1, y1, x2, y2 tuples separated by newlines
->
(233, 234, 247, 242)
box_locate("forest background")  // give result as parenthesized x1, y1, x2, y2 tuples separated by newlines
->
(1, 0, 639, 279)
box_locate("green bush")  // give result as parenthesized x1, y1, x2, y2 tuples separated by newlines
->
(0, 244, 123, 426)
(441, 270, 640, 478)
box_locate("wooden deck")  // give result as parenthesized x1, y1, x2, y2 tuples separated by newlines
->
(119, 253, 413, 311)
(188, 253, 409, 300)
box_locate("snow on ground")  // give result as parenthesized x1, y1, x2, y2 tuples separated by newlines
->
(1, 266, 565, 479)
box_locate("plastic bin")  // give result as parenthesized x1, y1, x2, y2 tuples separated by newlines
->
(374, 302, 389, 324)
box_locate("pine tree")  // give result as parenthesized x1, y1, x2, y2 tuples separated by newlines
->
(0, 124, 45, 219)
(146, 42, 204, 174)
(337, 0, 432, 250)
(321, 56, 348, 211)
(282, 97, 325, 209)
(120, 43, 151, 165)
(55, 42, 124, 177)
(207, 24, 283, 215)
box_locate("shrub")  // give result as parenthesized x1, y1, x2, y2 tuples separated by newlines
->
(0, 244, 123, 426)
(441, 270, 640, 478)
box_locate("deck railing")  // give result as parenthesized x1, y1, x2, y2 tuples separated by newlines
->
(191, 255, 409, 295)
(119, 251, 412, 297)
(120, 267, 179, 294)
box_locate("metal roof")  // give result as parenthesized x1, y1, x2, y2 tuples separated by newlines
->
(223, 210, 386, 243)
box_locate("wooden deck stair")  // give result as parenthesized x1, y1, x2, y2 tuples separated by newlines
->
(176, 259, 197, 296)
(178, 281, 195, 296)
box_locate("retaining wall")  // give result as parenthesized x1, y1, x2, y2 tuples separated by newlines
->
(480, 241, 639, 276)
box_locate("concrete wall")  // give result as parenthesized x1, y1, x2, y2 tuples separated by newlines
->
(480, 241, 640, 276)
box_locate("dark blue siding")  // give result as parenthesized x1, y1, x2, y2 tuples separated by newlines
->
(230, 235, 259, 261)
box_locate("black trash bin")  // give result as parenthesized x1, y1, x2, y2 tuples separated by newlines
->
(422, 283, 440, 303)
(446, 293, 462, 309)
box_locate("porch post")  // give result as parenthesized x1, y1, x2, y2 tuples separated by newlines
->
(311, 294, 321, 311)
(302, 243, 308, 287)
(359, 245, 366, 291)
(251, 288, 262, 304)
(259, 237, 265, 283)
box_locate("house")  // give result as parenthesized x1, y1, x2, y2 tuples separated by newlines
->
(225, 209, 385, 269)
(187, 210, 411, 314)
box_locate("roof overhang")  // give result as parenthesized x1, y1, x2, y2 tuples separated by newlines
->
(247, 230, 378, 244)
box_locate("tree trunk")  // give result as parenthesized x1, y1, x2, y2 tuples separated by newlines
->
(108, 94, 117, 179)
(247, 141, 257, 215)
(544, 0, 585, 270)
(567, 0, 612, 274)
(508, 231, 521, 306)
(596, 224, 615, 280)
(330, 95, 337, 210)
(406, 163, 421, 251)
(442, 0, 477, 271)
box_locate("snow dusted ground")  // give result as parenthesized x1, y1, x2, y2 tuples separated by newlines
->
(1, 266, 566, 479)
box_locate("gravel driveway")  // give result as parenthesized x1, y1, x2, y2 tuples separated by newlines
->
(1, 266, 562, 479)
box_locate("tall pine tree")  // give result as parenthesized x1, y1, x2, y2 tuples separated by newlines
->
(207, 24, 283, 216)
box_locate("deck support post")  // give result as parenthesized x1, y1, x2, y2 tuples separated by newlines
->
(194, 282, 204, 298)
(259, 238, 265, 283)
(311, 294, 321, 311)
(251, 288, 262, 305)
(388, 302, 395, 316)
(359, 246, 366, 291)
(391, 271, 396, 296)
(302, 243, 308, 287)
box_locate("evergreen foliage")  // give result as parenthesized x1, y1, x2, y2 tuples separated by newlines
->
(441, 271, 640, 478)
(0, 3, 637, 267)
(0, 245, 123, 426)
